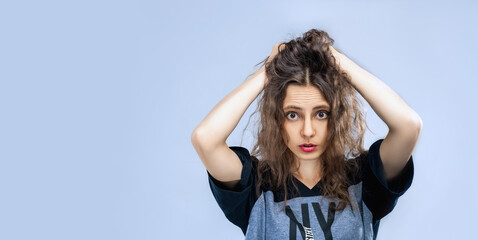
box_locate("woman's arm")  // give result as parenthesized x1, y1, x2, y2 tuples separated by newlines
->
(330, 46, 423, 181)
(192, 66, 266, 150)
(191, 43, 283, 187)
(191, 66, 266, 186)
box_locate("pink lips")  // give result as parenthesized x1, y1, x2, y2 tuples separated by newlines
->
(299, 144, 317, 152)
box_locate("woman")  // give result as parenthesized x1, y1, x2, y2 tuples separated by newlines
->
(191, 29, 422, 239)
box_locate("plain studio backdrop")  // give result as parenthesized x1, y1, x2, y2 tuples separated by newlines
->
(0, 0, 477, 239)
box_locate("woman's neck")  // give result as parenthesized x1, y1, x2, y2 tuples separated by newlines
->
(292, 158, 322, 182)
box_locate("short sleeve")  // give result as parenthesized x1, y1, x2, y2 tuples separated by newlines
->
(362, 138, 414, 221)
(207, 146, 259, 235)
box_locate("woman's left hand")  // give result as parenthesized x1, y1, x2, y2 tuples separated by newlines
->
(328, 45, 345, 70)
(328, 45, 342, 58)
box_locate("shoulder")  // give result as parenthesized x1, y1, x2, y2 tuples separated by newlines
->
(345, 138, 386, 184)
(228, 146, 267, 189)
(345, 150, 369, 186)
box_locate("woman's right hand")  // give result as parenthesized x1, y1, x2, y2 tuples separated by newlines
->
(192, 44, 287, 189)
(266, 43, 285, 65)
(262, 43, 286, 86)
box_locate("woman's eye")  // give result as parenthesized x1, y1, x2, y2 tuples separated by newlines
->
(287, 112, 298, 120)
(287, 112, 328, 120)
(316, 111, 328, 119)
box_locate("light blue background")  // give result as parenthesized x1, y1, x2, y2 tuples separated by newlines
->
(1, 0, 477, 239)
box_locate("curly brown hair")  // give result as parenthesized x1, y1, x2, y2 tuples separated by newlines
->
(246, 29, 369, 212)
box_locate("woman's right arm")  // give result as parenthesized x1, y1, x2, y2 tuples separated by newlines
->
(191, 44, 283, 190)
(190, 66, 267, 190)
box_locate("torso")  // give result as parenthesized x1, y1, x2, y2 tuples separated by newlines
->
(293, 175, 322, 190)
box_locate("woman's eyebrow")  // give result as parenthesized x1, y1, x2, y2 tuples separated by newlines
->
(283, 104, 330, 110)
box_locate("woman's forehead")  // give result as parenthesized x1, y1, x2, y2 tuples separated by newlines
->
(283, 85, 329, 108)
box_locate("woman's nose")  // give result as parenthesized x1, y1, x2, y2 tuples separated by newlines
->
(301, 118, 316, 138)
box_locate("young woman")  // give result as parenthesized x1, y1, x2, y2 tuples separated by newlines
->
(191, 29, 422, 240)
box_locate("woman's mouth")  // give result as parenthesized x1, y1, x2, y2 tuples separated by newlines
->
(299, 144, 317, 152)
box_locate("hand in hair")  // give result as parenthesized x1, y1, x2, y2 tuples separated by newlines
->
(328, 45, 343, 60)
(267, 43, 286, 64)
(263, 43, 286, 85)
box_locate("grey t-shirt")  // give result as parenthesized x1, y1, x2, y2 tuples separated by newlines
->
(207, 139, 414, 240)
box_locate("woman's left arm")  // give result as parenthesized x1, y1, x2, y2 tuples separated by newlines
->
(330, 46, 423, 181)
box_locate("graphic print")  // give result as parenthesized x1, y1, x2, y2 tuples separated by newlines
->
(285, 202, 337, 240)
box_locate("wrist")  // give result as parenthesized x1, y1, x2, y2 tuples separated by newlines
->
(331, 49, 353, 72)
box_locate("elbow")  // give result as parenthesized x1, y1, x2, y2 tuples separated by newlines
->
(191, 128, 206, 158)
(407, 113, 423, 140)
(191, 127, 216, 153)
(404, 109, 423, 131)
(191, 127, 205, 149)
(391, 112, 423, 139)
(411, 113, 423, 133)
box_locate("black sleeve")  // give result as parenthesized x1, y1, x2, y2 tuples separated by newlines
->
(207, 146, 259, 235)
(362, 138, 414, 221)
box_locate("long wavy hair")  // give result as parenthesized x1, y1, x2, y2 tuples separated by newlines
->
(248, 29, 368, 212)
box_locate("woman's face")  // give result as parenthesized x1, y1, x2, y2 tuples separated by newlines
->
(282, 84, 330, 163)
